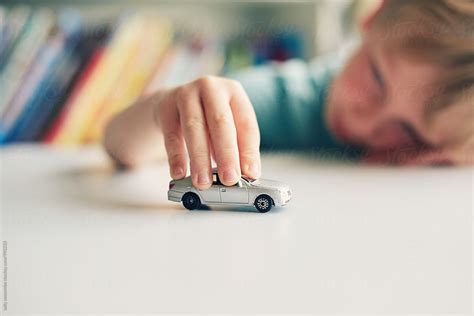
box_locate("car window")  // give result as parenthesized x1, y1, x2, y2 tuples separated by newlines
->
(212, 174, 222, 185)
(242, 176, 255, 184)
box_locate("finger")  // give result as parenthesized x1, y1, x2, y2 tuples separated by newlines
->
(199, 76, 241, 186)
(177, 85, 213, 189)
(159, 93, 188, 179)
(228, 79, 261, 179)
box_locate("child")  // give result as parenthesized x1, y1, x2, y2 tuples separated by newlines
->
(104, 0, 474, 190)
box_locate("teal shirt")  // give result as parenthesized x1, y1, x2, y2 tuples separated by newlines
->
(232, 53, 361, 158)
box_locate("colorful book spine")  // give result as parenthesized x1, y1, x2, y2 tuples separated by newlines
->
(0, 8, 54, 118)
(43, 47, 105, 143)
(49, 13, 170, 145)
(36, 27, 110, 141)
(18, 54, 80, 141)
(5, 10, 83, 142)
(0, 6, 304, 146)
(83, 15, 173, 142)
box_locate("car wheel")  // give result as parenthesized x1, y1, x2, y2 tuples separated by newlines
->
(182, 192, 201, 210)
(254, 195, 273, 213)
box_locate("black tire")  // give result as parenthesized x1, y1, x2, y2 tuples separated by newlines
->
(254, 195, 273, 213)
(182, 192, 201, 210)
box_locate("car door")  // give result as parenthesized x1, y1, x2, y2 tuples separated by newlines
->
(220, 180, 249, 204)
(198, 174, 221, 203)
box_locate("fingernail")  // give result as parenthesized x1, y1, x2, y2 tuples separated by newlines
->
(246, 163, 260, 178)
(173, 167, 184, 178)
(197, 172, 211, 185)
(222, 169, 239, 183)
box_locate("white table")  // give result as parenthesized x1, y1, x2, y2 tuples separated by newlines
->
(1, 145, 472, 314)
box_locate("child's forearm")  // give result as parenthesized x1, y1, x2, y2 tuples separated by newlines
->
(103, 92, 166, 168)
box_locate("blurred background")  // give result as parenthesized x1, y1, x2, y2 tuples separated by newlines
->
(0, 0, 377, 146)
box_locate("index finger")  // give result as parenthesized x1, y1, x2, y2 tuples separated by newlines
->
(199, 77, 241, 186)
(228, 80, 261, 179)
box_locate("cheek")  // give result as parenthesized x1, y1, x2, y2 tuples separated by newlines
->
(429, 104, 473, 146)
(330, 52, 373, 114)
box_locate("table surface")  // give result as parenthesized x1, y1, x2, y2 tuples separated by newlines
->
(1, 145, 472, 314)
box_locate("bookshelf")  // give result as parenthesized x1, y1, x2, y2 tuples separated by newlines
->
(0, 0, 361, 57)
(0, 0, 363, 145)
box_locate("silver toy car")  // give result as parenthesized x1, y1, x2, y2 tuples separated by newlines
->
(168, 169, 291, 212)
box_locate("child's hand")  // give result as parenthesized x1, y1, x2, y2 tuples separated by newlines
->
(154, 76, 261, 189)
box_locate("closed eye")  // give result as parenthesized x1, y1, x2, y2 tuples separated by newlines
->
(370, 59, 385, 88)
(400, 122, 432, 148)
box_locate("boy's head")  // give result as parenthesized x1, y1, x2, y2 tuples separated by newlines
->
(327, 0, 474, 157)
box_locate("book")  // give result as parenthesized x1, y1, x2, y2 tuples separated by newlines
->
(0, 8, 54, 119)
(0, 36, 67, 144)
(0, 7, 305, 146)
(141, 43, 180, 97)
(6, 10, 84, 142)
(43, 47, 105, 143)
(83, 15, 173, 142)
(49, 12, 169, 145)
(36, 27, 110, 141)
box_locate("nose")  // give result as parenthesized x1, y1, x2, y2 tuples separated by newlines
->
(349, 100, 383, 142)
(358, 117, 381, 143)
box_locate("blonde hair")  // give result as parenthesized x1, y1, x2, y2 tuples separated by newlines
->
(374, 0, 474, 144)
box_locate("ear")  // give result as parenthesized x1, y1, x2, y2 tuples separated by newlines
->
(360, 0, 388, 33)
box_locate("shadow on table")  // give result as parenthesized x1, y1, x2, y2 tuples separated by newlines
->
(191, 204, 273, 214)
(57, 163, 179, 211)
(57, 164, 278, 214)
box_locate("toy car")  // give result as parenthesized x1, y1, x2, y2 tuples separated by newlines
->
(168, 169, 291, 212)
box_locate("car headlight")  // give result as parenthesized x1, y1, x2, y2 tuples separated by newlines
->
(279, 189, 291, 200)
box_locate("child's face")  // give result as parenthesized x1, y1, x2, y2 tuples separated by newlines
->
(326, 8, 464, 151)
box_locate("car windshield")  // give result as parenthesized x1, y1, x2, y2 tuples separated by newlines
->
(242, 176, 256, 184)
